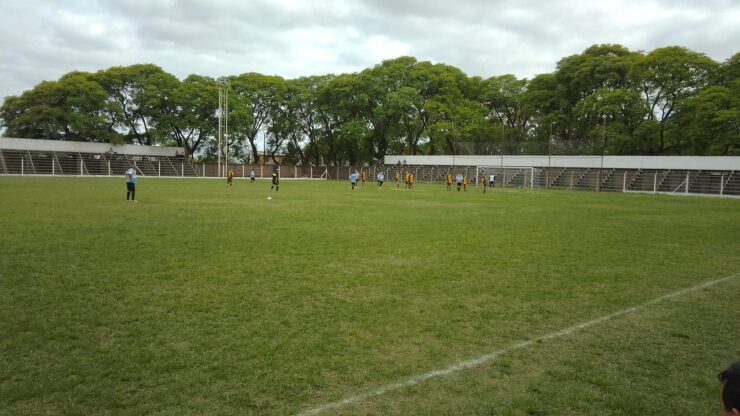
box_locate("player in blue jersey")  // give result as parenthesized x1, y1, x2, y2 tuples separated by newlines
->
(125, 161, 143, 202)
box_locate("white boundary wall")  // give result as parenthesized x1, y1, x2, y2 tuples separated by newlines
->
(0, 137, 183, 157)
(384, 155, 740, 171)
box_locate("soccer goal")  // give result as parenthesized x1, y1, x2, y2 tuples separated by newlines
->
(475, 166, 546, 189)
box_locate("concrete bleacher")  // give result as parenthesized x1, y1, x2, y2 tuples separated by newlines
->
(575, 169, 602, 190)
(81, 153, 108, 175)
(55, 152, 84, 175)
(550, 168, 588, 189)
(657, 170, 688, 193)
(381, 156, 740, 198)
(724, 172, 740, 195)
(2, 150, 29, 174)
(0, 138, 197, 177)
(628, 170, 666, 192)
(600, 169, 633, 192)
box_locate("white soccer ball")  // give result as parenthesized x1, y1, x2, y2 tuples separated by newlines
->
(267, 196, 272, 200)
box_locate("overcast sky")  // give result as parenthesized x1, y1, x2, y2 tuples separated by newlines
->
(0, 0, 738, 102)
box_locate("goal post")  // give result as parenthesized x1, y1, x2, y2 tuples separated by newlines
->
(475, 166, 543, 189)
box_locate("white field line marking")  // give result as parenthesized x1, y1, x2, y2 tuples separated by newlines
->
(297, 273, 739, 416)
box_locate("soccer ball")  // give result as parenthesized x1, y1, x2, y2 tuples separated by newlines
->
(267, 196, 272, 200)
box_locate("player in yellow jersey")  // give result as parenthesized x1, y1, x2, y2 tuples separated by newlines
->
(227, 168, 234, 187)
(463, 174, 468, 192)
(361, 171, 367, 186)
(395, 171, 401, 188)
(409, 173, 415, 190)
(481, 173, 487, 193)
(446, 172, 452, 191)
(405, 172, 410, 189)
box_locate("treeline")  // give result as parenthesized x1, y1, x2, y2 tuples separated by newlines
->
(1, 44, 738, 164)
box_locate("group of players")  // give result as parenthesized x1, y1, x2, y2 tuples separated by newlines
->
(350, 169, 417, 190)
(348, 168, 496, 193)
(124, 161, 495, 202)
(124, 162, 279, 203)
(227, 167, 279, 191)
(444, 172, 495, 193)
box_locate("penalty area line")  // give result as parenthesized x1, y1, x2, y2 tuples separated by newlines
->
(296, 273, 739, 416)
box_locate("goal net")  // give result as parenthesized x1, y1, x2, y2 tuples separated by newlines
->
(474, 166, 547, 189)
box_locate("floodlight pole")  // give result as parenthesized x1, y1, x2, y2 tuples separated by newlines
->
(548, 121, 553, 189)
(598, 115, 606, 192)
(218, 86, 222, 177)
(225, 86, 229, 177)
(217, 77, 230, 178)
(500, 123, 505, 168)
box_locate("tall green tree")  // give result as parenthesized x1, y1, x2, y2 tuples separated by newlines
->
(480, 74, 535, 154)
(160, 75, 219, 156)
(2, 45, 738, 160)
(316, 74, 358, 166)
(230, 73, 286, 164)
(0, 71, 118, 142)
(553, 44, 642, 152)
(631, 46, 718, 154)
(93, 64, 179, 145)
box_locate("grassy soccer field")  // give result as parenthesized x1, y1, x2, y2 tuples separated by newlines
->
(0, 176, 738, 416)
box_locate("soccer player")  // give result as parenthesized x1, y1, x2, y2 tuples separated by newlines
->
(489, 173, 496, 188)
(463, 174, 469, 192)
(405, 172, 411, 189)
(250, 169, 256, 183)
(377, 171, 385, 188)
(446, 172, 452, 191)
(270, 167, 279, 191)
(481, 174, 487, 193)
(350, 171, 358, 190)
(719, 362, 740, 416)
(409, 173, 415, 190)
(125, 161, 143, 202)
(455, 173, 463, 191)
(361, 171, 367, 186)
(395, 171, 401, 188)
(227, 168, 234, 187)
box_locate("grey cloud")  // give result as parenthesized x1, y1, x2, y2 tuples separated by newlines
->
(0, 0, 738, 103)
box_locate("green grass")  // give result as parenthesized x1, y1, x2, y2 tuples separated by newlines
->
(0, 177, 738, 416)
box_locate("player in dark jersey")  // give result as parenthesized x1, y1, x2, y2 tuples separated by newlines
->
(270, 167, 280, 191)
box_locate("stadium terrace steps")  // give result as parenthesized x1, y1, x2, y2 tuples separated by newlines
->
(629, 169, 669, 192)
(573, 169, 616, 191)
(158, 157, 178, 176)
(381, 164, 738, 196)
(658, 170, 689, 192)
(29, 152, 54, 174)
(724, 172, 740, 195)
(503, 168, 527, 187)
(55, 152, 83, 175)
(0, 147, 205, 177)
(2, 150, 30, 174)
(551, 168, 589, 189)
(134, 158, 157, 176)
(689, 171, 724, 194)
(81, 153, 107, 175)
(182, 159, 198, 176)
(601, 169, 633, 192)
(544, 168, 566, 188)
